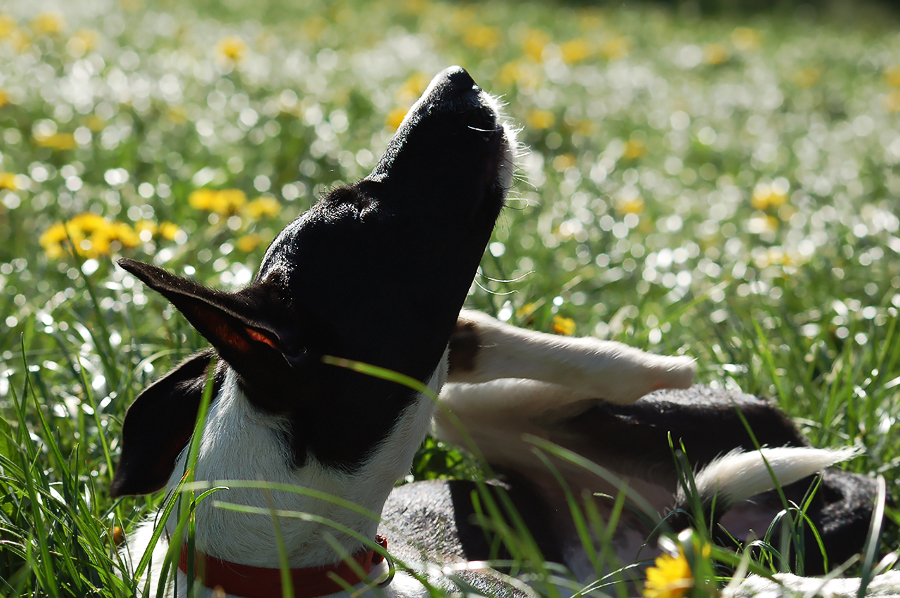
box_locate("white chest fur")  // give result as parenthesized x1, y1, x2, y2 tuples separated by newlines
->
(174, 364, 442, 567)
(125, 353, 447, 597)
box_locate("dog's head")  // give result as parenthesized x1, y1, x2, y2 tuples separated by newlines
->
(110, 67, 514, 497)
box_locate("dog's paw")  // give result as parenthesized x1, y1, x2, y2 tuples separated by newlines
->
(590, 349, 696, 405)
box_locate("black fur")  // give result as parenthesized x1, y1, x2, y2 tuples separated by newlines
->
(112, 66, 877, 586)
(548, 387, 809, 486)
(113, 67, 507, 495)
(110, 350, 223, 497)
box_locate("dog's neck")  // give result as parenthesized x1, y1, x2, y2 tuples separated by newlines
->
(164, 353, 446, 570)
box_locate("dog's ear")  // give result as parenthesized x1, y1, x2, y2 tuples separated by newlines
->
(117, 258, 295, 369)
(110, 350, 221, 497)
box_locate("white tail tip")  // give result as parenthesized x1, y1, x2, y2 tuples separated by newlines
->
(680, 446, 860, 507)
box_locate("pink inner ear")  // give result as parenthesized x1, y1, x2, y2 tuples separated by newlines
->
(188, 304, 253, 354)
(245, 327, 279, 350)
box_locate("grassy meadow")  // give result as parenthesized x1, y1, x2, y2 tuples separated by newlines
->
(1, 0, 900, 595)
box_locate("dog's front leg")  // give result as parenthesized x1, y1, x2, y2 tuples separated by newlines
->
(447, 310, 695, 404)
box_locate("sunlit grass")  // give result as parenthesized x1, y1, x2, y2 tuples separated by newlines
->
(1, 0, 900, 595)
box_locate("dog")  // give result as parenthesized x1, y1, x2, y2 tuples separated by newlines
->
(113, 67, 878, 598)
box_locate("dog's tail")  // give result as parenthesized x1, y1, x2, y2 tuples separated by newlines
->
(669, 446, 860, 528)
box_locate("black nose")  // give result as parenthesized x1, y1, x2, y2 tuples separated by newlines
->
(424, 66, 480, 106)
(442, 66, 478, 94)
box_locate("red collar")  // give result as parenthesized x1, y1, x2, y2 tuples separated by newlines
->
(178, 536, 387, 598)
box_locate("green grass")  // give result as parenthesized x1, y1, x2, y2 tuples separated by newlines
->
(1, 0, 900, 595)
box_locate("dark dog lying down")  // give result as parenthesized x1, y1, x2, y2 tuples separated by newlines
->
(113, 67, 877, 598)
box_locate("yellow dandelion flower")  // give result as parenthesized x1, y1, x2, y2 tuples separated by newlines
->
(236, 233, 262, 252)
(67, 29, 99, 57)
(552, 154, 576, 172)
(9, 28, 31, 52)
(41, 213, 134, 258)
(793, 67, 821, 89)
(0, 89, 9, 108)
(0, 172, 18, 190)
(884, 66, 900, 88)
(560, 38, 592, 64)
(552, 315, 576, 336)
(463, 25, 500, 51)
(527, 109, 556, 130)
(44, 242, 66, 259)
(210, 188, 247, 215)
(135, 220, 157, 238)
(112, 525, 126, 547)
(516, 303, 538, 320)
(69, 212, 108, 233)
(31, 11, 64, 35)
(573, 119, 597, 136)
(386, 107, 409, 130)
(158, 222, 180, 241)
(40, 222, 69, 249)
(884, 91, 900, 113)
(111, 221, 140, 247)
(63, 224, 89, 245)
(85, 115, 106, 131)
(600, 36, 631, 61)
(500, 61, 539, 90)
(244, 196, 281, 220)
(732, 27, 761, 51)
(189, 188, 217, 210)
(617, 196, 645, 215)
(85, 232, 112, 257)
(643, 550, 693, 598)
(56, 133, 78, 150)
(703, 43, 729, 65)
(751, 184, 787, 211)
(521, 29, 550, 62)
(33, 132, 77, 150)
(0, 15, 16, 38)
(216, 36, 247, 64)
(499, 61, 523, 86)
(623, 139, 647, 160)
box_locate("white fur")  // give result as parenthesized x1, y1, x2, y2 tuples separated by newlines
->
(479, 93, 519, 193)
(434, 313, 696, 508)
(450, 310, 695, 404)
(122, 354, 447, 598)
(681, 446, 861, 508)
(727, 571, 900, 598)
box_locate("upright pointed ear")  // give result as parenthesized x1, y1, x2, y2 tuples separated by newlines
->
(117, 258, 290, 369)
(110, 350, 222, 497)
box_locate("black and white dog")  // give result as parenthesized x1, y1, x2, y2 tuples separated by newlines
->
(113, 67, 878, 598)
